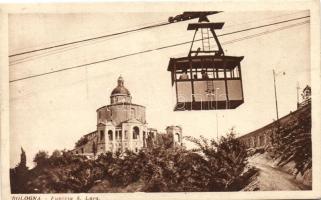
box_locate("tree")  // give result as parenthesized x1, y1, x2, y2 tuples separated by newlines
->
(301, 85, 311, 101)
(11, 133, 254, 193)
(75, 136, 88, 147)
(33, 151, 49, 166)
(185, 131, 249, 191)
(51, 150, 61, 158)
(10, 147, 29, 193)
(273, 104, 311, 175)
(18, 147, 27, 169)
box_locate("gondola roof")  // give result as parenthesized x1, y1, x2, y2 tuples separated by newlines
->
(167, 55, 244, 71)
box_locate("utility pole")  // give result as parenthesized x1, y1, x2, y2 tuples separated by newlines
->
(216, 113, 219, 141)
(273, 69, 279, 120)
(296, 82, 300, 109)
(215, 88, 219, 141)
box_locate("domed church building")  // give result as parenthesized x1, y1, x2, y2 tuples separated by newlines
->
(71, 76, 183, 157)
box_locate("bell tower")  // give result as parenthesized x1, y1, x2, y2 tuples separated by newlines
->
(166, 126, 183, 147)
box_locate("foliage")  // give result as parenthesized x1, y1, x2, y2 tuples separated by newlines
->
(10, 148, 29, 193)
(33, 151, 49, 166)
(272, 104, 312, 175)
(141, 147, 210, 192)
(97, 150, 147, 187)
(11, 132, 254, 193)
(27, 150, 104, 193)
(155, 133, 174, 149)
(75, 136, 89, 148)
(185, 131, 249, 191)
(301, 85, 311, 100)
(19, 147, 27, 168)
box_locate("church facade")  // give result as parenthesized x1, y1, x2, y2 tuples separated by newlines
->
(71, 76, 183, 157)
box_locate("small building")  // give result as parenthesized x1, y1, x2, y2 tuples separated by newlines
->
(71, 76, 183, 157)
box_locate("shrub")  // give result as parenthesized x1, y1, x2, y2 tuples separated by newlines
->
(11, 132, 253, 193)
(185, 131, 248, 191)
(75, 136, 88, 147)
(33, 151, 49, 167)
(272, 105, 311, 175)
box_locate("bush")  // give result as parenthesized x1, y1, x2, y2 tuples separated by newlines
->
(272, 105, 311, 175)
(141, 147, 209, 192)
(11, 132, 253, 193)
(33, 151, 49, 166)
(185, 132, 248, 191)
(75, 136, 88, 147)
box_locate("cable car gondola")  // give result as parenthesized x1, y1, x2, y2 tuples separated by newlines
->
(167, 13, 244, 111)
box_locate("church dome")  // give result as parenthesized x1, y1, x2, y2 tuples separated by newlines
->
(111, 87, 130, 96)
(110, 76, 132, 104)
(111, 76, 131, 96)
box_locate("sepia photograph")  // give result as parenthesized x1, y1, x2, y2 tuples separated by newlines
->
(1, 1, 320, 199)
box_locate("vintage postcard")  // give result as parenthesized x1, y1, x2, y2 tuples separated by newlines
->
(0, 1, 320, 200)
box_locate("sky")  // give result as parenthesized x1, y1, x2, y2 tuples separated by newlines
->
(9, 11, 310, 167)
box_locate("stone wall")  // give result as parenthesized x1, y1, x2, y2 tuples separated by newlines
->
(71, 131, 105, 157)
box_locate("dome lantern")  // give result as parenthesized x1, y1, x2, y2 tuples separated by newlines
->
(110, 75, 132, 104)
(117, 75, 124, 87)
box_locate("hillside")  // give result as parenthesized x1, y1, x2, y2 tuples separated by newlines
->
(243, 152, 311, 191)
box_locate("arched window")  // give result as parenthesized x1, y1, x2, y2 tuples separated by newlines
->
(100, 130, 105, 141)
(260, 135, 264, 146)
(133, 126, 139, 139)
(149, 131, 154, 138)
(251, 137, 255, 147)
(108, 130, 113, 141)
(175, 133, 181, 143)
